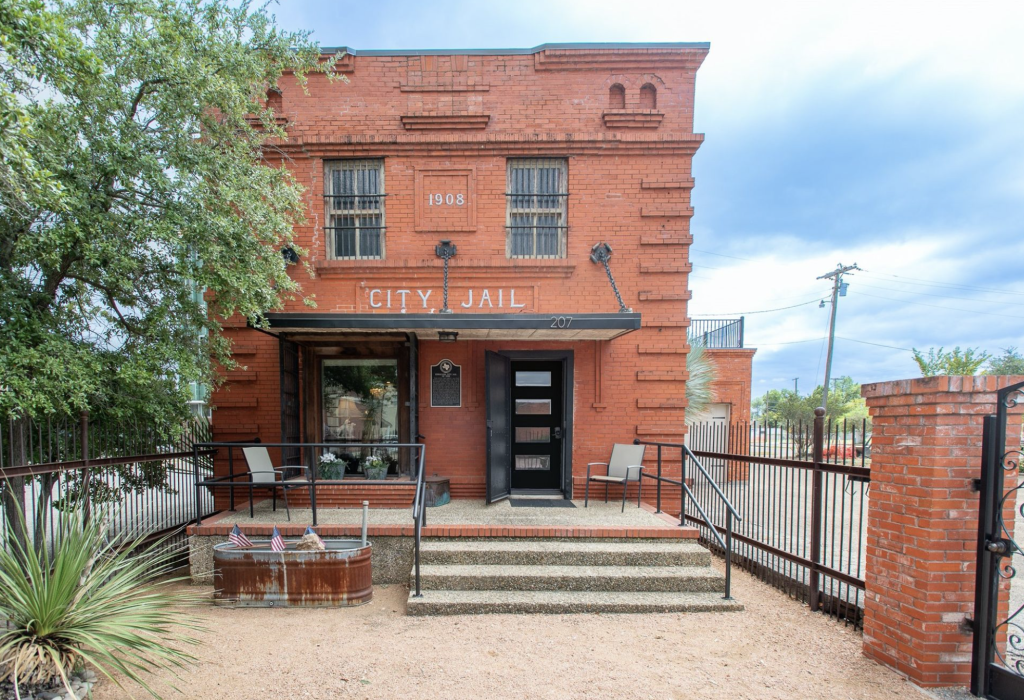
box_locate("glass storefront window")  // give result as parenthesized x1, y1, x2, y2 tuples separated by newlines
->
(322, 359, 399, 475)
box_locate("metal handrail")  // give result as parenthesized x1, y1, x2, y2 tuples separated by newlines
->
(633, 438, 743, 600)
(410, 440, 428, 598)
(191, 441, 423, 513)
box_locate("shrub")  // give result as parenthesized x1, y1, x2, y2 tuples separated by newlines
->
(0, 503, 201, 698)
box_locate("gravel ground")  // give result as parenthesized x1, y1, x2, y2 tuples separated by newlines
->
(94, 564, 939, 700)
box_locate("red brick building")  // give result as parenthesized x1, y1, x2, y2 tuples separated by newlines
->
(211, 43, 754, 505)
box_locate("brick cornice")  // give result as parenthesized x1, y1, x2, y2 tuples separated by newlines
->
(267, 132, 705, 157)
(315, 258, 576, 279)
(533, 46, 708, 72)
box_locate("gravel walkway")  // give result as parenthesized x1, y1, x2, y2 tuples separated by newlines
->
(93, 564, 942, 700)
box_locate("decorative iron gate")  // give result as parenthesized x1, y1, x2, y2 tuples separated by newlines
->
(971, 379, 1024, 699)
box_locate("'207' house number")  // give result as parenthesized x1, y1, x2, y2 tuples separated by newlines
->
(428, 193, 465, 205)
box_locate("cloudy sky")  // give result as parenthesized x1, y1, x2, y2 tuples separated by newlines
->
(271, 0, 1024, 397)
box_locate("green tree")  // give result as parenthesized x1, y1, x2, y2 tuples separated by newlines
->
(754, 376, 865, 425)
(912, 346, 990, 377)
(0, 0, 337, 425)
(985, 347, 1024, 376)
(752, 377, 867, 458)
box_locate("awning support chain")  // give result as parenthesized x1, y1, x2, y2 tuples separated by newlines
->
(435, 240, 457, 314)
(590, 242, 632, 313)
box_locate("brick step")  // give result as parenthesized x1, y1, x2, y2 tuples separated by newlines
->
(412, 564, 725, 593)
(419, 540, 711, 567)
(406, 590, 744, 616)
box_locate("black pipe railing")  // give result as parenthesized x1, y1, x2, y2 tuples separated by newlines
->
(192, 441, 428, 594)
(688, 317, 744, 348)
(633, 438, 742, 600)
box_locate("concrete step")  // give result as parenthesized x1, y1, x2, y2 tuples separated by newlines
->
(406, 589, 744, 615)
(412, 564, 725, 593)
(419, 540, 712, 567)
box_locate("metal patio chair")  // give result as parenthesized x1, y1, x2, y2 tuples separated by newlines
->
(584, 443, 647, 512)
(241, 446, 312, 522)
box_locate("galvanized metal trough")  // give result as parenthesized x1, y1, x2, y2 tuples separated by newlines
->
(213, 539, 373, 607)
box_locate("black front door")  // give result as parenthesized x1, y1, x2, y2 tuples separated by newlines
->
(510, 360, 563, 491)
(485, 351, 512, 503)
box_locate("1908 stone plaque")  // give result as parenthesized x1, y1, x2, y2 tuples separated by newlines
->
(431, 359, 461, 408)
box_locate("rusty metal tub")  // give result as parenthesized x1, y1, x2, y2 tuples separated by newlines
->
(213, 540, 372, 607)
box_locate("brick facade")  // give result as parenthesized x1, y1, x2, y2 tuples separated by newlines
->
(209, 43, 753, 506)
(861, 375, 1024, 687)
(707, 348, 755, 424)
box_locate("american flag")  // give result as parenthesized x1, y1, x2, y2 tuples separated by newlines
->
(304, 526, 324, 547)
(270, 526, 285, 552)
(228, 524, 253, 549)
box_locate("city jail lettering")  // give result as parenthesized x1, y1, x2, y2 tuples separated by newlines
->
(368, 288, 526, 310)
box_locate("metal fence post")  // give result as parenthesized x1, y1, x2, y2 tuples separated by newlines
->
(80, 411, 91, 524)
(310, 448, 318, 527)
(970, 414, 1000, 696)
(809, 407, 825, 612)
(656, 445, 663, 513)
(679, 446, 687, 527)
(724, 509, 733, 599)
(193, 442, 202, 527)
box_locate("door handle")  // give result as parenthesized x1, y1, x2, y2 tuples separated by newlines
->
(553, 427, 562, 440)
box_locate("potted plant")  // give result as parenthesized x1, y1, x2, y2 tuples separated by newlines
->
(318, 451, 342, 480)
(363, 454, 389, 481)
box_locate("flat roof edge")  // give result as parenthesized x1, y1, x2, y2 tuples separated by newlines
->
(320, 42, 710, 57)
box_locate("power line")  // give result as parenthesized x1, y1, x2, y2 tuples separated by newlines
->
(690, 298, 823, 316)
(854, 291, 1024, 320)
(750, 336, 914, 352)
(859, 269, 1024, 297)
(836, 336, 914, 352)
(856, 281, 1024, 307)
(690, 251, 1024, 297)
(754, 337, 825, 346)
(690, 248, 758, 262)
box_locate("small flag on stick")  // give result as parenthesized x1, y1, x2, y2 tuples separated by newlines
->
(271, 526, 285, 552)
(304, 526, 324, 547)
(229, 524, 253, 549)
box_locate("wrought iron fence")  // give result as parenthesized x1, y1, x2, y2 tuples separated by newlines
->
(688, 317, 744, 348)
(0, 412, 216, 561)
(684, 413, 870, 627)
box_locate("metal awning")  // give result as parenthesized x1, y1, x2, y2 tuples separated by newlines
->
(260, 312, 641, 340)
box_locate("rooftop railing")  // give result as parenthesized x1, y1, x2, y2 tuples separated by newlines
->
(689, 317, 744, 349)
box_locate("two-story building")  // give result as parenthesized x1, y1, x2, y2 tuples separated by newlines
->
(210, 42, 754, 506)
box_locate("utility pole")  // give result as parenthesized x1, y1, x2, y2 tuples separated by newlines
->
(817, 262, 860, 414)
(792, 378, 799, 395)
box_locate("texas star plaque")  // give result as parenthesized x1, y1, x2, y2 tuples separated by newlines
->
(430, 359, 461, 408)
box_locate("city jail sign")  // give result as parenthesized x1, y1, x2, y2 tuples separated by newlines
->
(430, 359, 461, 408)
(367, 288, 528, 311)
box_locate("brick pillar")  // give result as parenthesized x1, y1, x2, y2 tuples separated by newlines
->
(861, 375, 1024, 687)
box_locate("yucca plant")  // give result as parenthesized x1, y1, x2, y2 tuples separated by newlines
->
(685, 340, 718, 423)
(0, 502, 202, 698)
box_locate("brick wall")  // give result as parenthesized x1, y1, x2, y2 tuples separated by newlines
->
(209, 45, 725, 505)
(861, 375, 1024, 687)
(707, 348, 756, 424)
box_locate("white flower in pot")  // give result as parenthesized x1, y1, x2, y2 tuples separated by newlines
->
(364, 455, 388, 480)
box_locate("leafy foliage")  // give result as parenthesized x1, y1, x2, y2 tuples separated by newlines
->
(985, 347, 1024, 376)
(0, 503, 201, 698)
(752, 376, 867, 425)
(912, 346, 990, 377)
(0, 0, 338, 423)
(685, 340, 716, 422)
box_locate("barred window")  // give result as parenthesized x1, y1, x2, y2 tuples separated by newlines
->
(324, 159, 385, 259)
(506, 158, 568, 258)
